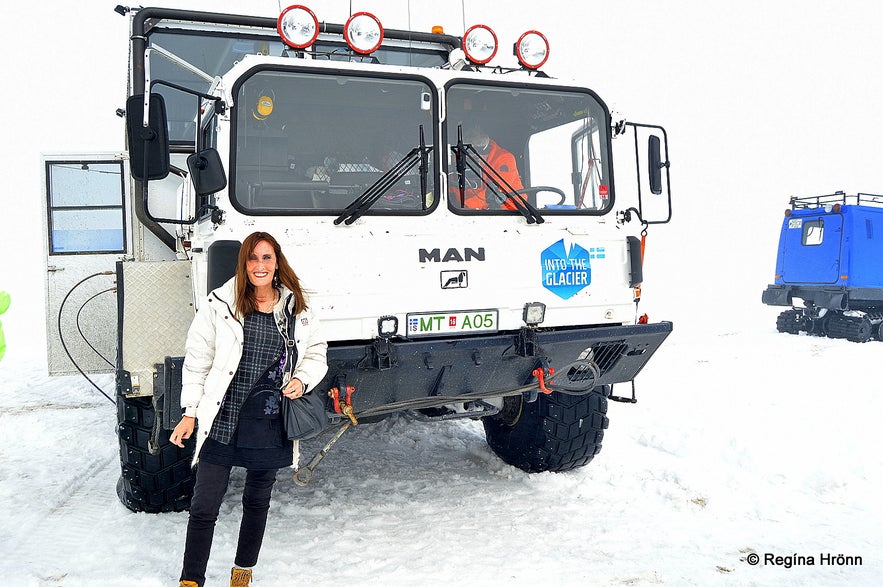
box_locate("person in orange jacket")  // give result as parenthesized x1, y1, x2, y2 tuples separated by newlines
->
(456, 122, 524, 210)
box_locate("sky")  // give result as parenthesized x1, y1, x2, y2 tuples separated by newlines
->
(1, 1, 882, 585)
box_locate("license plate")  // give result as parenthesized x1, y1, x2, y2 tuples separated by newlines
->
(406, 309, 499, 338)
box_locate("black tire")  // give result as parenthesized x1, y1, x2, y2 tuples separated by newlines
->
(482, 386, 610, 473)
(776, 310, 803, 334)
(117, 394, 195, 513)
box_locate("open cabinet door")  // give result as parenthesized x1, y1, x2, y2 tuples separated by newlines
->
(43, 154, 130, 375)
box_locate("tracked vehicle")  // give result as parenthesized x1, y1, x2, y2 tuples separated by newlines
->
(43, 5, 673, 512)
(763, 191, 883, 342)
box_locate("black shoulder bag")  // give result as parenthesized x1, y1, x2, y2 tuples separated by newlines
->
(279, 308, 329, 441)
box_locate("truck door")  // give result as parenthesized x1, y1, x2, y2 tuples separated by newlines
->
(43, 154, 130, 375)
(780, 213, 843, 284)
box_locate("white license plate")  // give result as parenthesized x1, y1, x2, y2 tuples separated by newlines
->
(406, 309, 499, 338)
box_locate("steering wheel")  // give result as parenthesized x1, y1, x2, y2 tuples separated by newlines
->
(515, 186, 567, 206)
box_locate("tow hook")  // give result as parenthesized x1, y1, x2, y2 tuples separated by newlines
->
(525, 359, 554, 403)
(330, 385, 358, 425)
(532, 365, 555, 395)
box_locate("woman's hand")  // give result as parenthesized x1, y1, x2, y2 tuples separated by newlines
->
(170, 416, 195, 448)
(282, 377, 304, 399)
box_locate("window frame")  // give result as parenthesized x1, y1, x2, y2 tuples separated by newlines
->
(228, 64, 440, 218)
(443, 78, 615, 217)
(45, 159, 127, 256)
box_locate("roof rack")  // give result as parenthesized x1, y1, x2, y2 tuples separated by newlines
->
(789, 191, 883, 209)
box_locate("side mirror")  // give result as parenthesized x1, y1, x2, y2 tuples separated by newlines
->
(186, 149, 227, 196)
(126, 93, 170, 181)
(648, 135, 662, 195)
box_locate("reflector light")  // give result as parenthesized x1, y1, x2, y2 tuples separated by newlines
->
(462, 24, 498, 64)
(515, 30, 549, 69)
(345, 12, 384, 54)
(277, 5, 320, 49)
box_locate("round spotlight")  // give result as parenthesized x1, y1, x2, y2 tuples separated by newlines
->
(345, 12, 384, 54)
(462, 24, 498, 65)
(515, 30, 549, 69)
(277, 5, 320, 49)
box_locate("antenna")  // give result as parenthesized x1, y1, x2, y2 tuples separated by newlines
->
(407, 0, 413, 67)
(461, 0, 466, 34)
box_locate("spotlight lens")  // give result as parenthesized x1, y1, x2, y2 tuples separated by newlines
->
(523, 302, 546, 325)
(515, 30, 549, 69)
(345, 12, 384, 54)
(277, 5, 320, 49)
(462, 24, 498, 64)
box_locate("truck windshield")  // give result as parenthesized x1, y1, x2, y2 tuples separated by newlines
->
(446, 83, 612, 215)
(231, 69, 436, 215)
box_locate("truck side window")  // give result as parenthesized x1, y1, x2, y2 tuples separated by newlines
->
(45, 160, 126, 254)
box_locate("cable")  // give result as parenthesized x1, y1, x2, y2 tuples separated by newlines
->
(75, 288, 116, 369)
(57, 272, 117, 405)
(350, 363, 604, 421)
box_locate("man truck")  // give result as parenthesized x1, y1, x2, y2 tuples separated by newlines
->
(43, 5, 673, 512)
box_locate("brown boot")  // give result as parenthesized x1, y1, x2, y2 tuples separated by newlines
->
(230, 567, 253, 586)
(179, 582, 198, 587)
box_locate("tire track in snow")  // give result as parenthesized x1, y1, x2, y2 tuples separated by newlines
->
(6, 453, 119, 584)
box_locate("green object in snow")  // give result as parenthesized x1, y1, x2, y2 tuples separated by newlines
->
(0, 290, 9, 361)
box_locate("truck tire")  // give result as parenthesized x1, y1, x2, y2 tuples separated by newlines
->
(117, 394, 195, 513)
(482, 386, 610, 473)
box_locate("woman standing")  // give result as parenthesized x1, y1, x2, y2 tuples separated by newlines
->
(171, 231, 328, 587)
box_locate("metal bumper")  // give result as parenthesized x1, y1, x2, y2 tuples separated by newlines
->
(762, 284, 883, 310)
(318, 321, 673, 413)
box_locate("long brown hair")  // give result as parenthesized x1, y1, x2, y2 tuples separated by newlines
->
(234, 231, 307, 318)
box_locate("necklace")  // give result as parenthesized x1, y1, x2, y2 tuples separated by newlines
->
(255, 289, 278, 312)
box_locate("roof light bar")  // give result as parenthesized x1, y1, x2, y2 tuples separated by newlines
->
(462, 24, 498, 65)
(515, 30, 549, 69)
(345, 12, 384, 54)
(277, 5, 320, 49)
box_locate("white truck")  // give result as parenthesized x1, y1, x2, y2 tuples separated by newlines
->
(43, 5, 673, 512)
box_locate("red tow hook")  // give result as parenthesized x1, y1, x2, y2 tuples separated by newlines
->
(329, 385, 358, 424)
(531, 366, 556, 395)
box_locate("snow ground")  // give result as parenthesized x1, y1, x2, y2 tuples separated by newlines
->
(1, 313, 880, 587)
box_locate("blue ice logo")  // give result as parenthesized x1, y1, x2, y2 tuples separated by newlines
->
(541, 239, 594, 299)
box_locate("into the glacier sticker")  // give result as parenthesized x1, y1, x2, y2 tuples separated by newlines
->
(541, 239, 594, 299)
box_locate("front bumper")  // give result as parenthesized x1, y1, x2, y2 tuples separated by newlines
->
(319, 321, 673, 413)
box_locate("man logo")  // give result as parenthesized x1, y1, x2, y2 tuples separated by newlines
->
(440, 270, 468, 289)
(419, 247, 486, 263)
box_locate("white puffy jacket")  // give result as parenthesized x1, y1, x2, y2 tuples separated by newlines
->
(180, 277, 328, 466)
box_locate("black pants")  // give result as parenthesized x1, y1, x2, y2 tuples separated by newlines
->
(180, 461, 278, 586)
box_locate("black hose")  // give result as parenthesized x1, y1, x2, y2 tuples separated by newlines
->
(350, 368, 603, 421)
(75, 288, 116, 369)
(57, 272, 116, 405)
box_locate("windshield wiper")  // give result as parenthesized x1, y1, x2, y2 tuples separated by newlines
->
(335, 126, 431, 226)
(451, 127, 544, 224)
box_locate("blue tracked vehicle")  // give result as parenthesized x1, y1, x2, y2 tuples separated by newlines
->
(763, 191, 883, 342)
